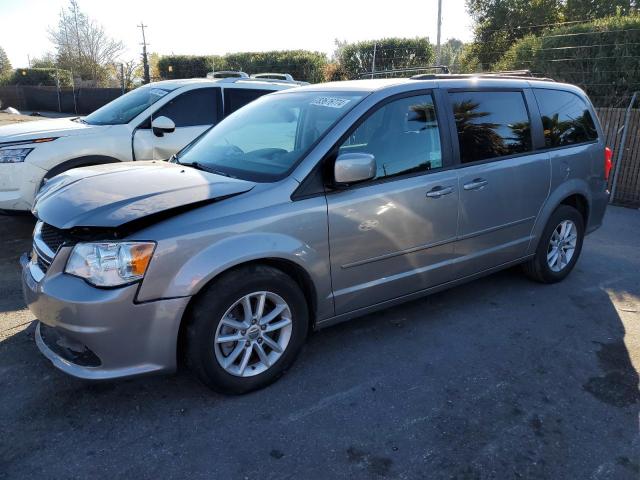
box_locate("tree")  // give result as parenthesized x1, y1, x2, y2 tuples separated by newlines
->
(495, 14, 640, 106)
(48, 0, 124, 85)
(335, 37, 434, 79)
(438, 39, 465, 70)
(0, 46, 12, 76)
(466, 0, 564, 69)
(30, 53, 57, 69)
(110, 59, 139, 90)
(564, 0, 637, 21)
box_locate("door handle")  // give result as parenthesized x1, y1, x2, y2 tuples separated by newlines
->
(463, 178, 488, 191)
(426, 186, 454, 198)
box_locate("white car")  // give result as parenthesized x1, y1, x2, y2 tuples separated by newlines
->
(0, 75, 299, 213)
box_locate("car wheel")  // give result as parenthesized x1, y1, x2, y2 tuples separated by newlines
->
(186, 264, 309, 394)
(522, 205, 584, 283)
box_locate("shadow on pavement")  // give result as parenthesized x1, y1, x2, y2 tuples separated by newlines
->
(0, 208, 638, 479)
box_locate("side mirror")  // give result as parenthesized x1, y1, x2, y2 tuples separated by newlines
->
(334, 153, 376, 185)
(151, 116, 175, 137)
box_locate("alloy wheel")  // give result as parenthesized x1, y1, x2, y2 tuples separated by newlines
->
(547, 220, 578, 272)
(213, 291, 293, 377)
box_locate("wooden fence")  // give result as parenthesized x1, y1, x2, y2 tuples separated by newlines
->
(596, 107, 640, 207)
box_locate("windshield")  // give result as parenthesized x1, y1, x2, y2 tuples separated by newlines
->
(84, 86, 177, 125)
(178, 91, 365, 182)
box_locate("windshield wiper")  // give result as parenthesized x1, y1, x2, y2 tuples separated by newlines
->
(186, 161, 237, 179)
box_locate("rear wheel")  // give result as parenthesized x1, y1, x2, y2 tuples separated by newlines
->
(186, 265, 309, 394)
(522, 205, 584, 283)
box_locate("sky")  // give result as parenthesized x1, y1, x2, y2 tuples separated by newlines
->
(0, 0, 474, 68)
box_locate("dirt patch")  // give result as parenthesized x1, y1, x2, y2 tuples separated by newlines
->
(0, 112, 39, 127)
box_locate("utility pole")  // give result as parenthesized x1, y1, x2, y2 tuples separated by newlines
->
(138, 22, 151, 84)
(435, 0, 443, 65)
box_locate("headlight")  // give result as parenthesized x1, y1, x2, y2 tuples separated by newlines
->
(65, 242, 156, 287)
(0, 148, 34, 163)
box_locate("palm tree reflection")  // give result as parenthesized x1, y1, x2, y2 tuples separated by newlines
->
(452, 100, 531, 162)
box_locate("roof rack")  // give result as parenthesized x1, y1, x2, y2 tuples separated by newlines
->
(411, 69, 555, 82)
(206, 71, 249, 79)
(359, 65, 450, 79)
(251, 73, 294, 81)
(247, 73, 309, 86)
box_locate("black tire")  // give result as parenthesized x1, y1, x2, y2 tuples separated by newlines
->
(522, 205, 585, 283)
(185, 264, 309, 394)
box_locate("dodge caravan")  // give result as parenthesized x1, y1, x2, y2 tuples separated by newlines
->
(22, 76, 610, 393)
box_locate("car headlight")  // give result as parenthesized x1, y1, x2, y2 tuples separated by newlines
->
(65, 242, 156, 287)
(0, 148, 34, 163)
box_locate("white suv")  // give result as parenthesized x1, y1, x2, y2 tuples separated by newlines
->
(0, 75, 299, 213)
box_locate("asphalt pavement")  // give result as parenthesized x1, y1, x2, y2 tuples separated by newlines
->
(0, 206, 638, 479)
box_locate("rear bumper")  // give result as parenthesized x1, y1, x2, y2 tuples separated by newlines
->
(21, 253, 191, 380)
(587, 188, 610, 234)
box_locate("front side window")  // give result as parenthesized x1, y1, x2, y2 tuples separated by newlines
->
(84, 85, 177, 125)
(152, 88, 220, 127)
(178, 92, 364, 182)
(534, 89, 598, 148)
(449, 91, 532, 164)
(339, 94, 442, 180)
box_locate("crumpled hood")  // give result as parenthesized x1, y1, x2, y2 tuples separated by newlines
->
(33, 161, 256, 229)
(0, 117, 107, 143)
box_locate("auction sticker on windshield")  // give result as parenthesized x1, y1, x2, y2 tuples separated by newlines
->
(310, 97, 351, 108)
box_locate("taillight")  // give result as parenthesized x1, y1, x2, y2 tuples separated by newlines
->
(604, 146, 613, 181)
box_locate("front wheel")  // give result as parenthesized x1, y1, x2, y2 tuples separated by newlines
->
(522, 205, 585, 283)
(186, 265, 309, 394)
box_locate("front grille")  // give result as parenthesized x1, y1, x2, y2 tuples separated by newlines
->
(36, 253, 51, 273)
(40, 223, 67, 253)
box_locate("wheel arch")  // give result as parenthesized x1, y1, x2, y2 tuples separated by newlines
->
(41, 155, 122, 187)
(176, 257, 319, 366)
(528, 180, 592, 255)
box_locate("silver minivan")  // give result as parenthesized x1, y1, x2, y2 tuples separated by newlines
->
(22, 76, 610, 393)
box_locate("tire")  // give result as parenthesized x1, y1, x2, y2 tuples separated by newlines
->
(522, 205, 585, 283)
(185, 264, 309, 394)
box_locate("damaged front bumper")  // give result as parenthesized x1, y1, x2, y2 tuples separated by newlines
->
(21, 251, 191, 380)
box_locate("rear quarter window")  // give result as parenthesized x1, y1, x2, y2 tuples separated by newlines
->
(533, 89, 598, 148)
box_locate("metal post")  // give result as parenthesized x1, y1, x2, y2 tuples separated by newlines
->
(120, 63, 125, 94)
(436, 0, 442, 65)
(55, 70, 62, 112)
(371, 43, 377, 79)
(610, 91, 638, 204)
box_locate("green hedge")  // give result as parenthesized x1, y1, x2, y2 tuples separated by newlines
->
(158, 51, 327, 83)
(495, 15, 640, 106)
(8, 68, 72, 87)
(223, 50, 327, 83)
(158, 55, 225, 79)
(335, 37, 434, 79)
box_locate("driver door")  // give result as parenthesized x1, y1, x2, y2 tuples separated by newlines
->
(133, 87, 222, 161)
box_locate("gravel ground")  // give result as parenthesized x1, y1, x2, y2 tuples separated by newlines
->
(0, 206, 638, 479)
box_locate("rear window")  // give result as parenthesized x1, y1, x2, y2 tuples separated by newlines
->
(534, 89, 598, 148)
(224, 88, 274, 116)
(153, 87, 220, 127)
(449, 90, 532, 164)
